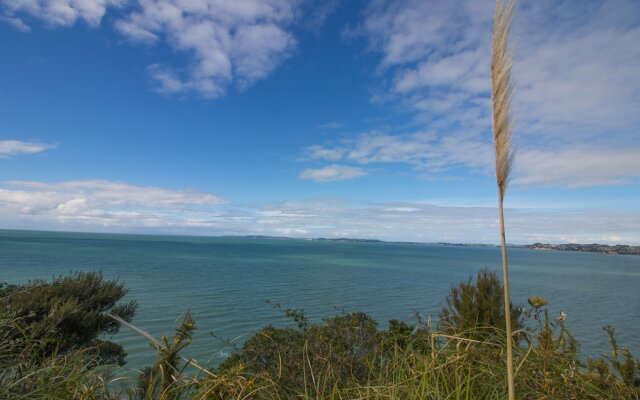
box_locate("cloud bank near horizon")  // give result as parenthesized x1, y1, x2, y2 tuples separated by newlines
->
(1, 179, 639, 245)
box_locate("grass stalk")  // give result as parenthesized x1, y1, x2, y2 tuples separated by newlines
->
(490, 0, 517, 399)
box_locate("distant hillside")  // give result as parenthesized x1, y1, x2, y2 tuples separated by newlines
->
(524, 243, 640, 256)
(231, 235, 640, 255)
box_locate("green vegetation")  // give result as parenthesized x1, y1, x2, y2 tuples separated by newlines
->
(439, 268, 523, 340)
(0, 272, 136, 366)
(1, 271, 639, 399)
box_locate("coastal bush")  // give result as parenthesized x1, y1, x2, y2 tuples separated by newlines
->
(0, 342, 113, 399)
(219, 311, 384, 398)
(123, 311, 258, 400)
(587, 326, 640, 388)
(439, 268, 523, 340)
(136, 312, 199, 399)
(1, 271, 639, 399)
(216, 309, 637, 399)
(0, 271, 136, 366)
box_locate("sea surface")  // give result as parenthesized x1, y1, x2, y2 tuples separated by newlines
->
(1, 229, 638, 370)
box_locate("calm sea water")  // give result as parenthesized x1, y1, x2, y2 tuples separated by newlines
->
(1, 229, 638, 370)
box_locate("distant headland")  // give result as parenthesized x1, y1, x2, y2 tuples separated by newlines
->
(520, 243, 640, 256)
(240, 235, 640, 255)
(1, 230, 638, 255)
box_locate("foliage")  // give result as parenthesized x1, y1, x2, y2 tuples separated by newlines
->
(136, 311, 258, 400)
(137, 311, 197, 398)
(439, 268, 523, 340)
(0, 345, 113, 400)
(0, 271, 136, 366)
(1, 270, 639, 400)
(587, 326, 640, 388)
(220, 311, 383, 398)
(218, 298, 638, 400)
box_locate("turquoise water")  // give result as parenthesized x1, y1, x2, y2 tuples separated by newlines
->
(1, 229, 638, 370)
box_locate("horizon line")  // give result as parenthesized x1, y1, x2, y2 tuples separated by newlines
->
(1, 227, 638, 248)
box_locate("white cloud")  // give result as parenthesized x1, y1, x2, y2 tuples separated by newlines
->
(362, 0, 640, 137)
(514, 148, 640, 188)
(305, 145, 346, 161)
(115, 0, 297, 97)
(0, 180, 224, 228)
(512, 1, 640, 142)
(299, 164, 367, 182)
(305, 131, 640, 188)
(0, 140, 55, 157)
(0, 15, 31, 31)
(353, 0, 640, 187)
(2, 0, 299, 98)
(305, 131, 493, 173)
(4, 180, 224, 208)
(0, 0, 123, 28)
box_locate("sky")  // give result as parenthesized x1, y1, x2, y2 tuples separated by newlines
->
(0, 0, 639, 244)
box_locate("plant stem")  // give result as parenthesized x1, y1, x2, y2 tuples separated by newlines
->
(499, 196, 515, 400)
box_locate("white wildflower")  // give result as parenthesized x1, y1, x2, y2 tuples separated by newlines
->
(557, 311, 568, 322)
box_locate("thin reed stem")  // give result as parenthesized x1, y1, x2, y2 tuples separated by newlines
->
(499, 197, 514, 400)
(491, 0, 517, 399)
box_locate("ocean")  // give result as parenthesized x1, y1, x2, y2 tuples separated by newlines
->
(1, 229, 638, 370)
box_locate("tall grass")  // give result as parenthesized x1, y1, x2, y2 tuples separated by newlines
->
(491, 0, 517, 398)
(112, 310, 639, 400)
(2, 271, 639, 399)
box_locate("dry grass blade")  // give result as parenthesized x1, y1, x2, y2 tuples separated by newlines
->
(108, 313, 160, 347)
(107, 313, 218, 378)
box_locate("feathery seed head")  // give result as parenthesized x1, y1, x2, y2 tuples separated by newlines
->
(491, 0, 516, 201)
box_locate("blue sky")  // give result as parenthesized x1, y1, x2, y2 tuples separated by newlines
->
(1, 0, 639, 244)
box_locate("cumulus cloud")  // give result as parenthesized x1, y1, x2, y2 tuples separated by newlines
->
(0, 140, 55, 157)
(2, 0, 299, 98)
(0, 0, 123, 28)
(116, 0, 298, 97)
(350, 0, 640, 187)
(299, 164, 367, 182)
(2, 187, 639, 244)
(305, 145, 346, 161)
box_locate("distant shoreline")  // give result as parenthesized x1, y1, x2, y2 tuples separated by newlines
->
(516, 243, 640, 256)
(311, 238, 640, 255)
(1, 229, 638, 255)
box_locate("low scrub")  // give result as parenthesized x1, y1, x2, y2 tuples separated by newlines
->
(1, 271, 638, 399)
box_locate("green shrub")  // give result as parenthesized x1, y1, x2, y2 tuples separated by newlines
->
(0, 271, 136, 366)
(220, 311, 383, 398)
(586, 326, 640, 388)
(439, 268, 523, 340)
(1, 270, 639, 399)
